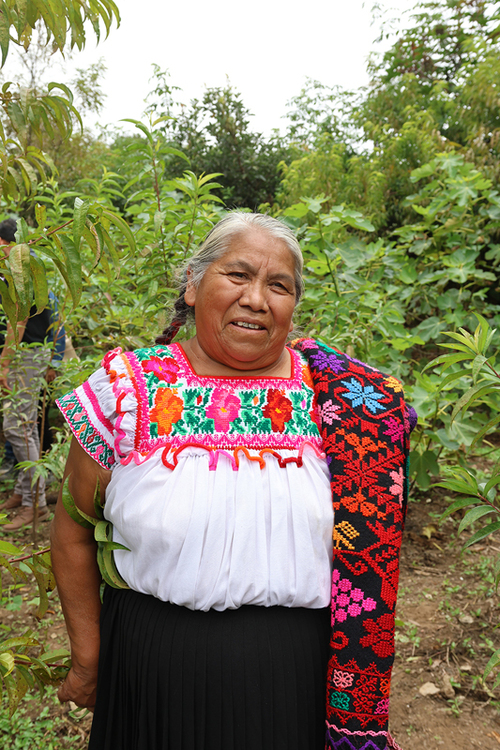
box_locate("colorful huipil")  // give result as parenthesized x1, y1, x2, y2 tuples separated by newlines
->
(57, 342, 324, 470)
(57, 339, 413, 750)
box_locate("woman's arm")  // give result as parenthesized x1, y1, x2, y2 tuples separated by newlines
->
(50, 437, 112, 709)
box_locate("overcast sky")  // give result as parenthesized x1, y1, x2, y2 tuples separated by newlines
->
(7, 0, 417, 136)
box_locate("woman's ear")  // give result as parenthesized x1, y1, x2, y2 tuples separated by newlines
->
(184, 267, 196, 307)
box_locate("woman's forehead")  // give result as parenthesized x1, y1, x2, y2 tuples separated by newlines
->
(219, 229, 295, 268)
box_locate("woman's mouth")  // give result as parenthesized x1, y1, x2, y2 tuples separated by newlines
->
(231, 321, 265, 330)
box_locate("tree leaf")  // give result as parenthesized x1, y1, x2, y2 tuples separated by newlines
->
(458, 505, 496, 535)
(72, 197, 89, 250)
(59, 235, 82, 308)
(29, 254, 48, 314)
(8, 243, 32, 321)
(462, 521, 500, 549)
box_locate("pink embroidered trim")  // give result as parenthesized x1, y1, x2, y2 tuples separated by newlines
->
(173, 343, 304, 389)
(153, 439, 326, 472)
(387, 735, 403, 750)
(120, 445, 165, 466)
(82, 381, 114, 435)
(102, 355, 136, 458)
(122, 349, 149, 450)
(102, 347, 122, 369)
(326, 722, 389, 738)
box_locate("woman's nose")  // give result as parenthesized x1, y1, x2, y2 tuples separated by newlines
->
(239, 280, 269, 311)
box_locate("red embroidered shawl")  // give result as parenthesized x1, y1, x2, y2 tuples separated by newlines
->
(292, 338, 411, 750)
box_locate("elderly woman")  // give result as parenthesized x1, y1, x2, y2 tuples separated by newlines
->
(51, 212, 411, 750)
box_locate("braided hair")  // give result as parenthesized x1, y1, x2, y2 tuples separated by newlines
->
(155, 211, 304, 346)
(155, 285, 191, 345)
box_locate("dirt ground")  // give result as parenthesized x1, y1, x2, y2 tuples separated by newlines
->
(389, 490, 500, 749)
(1, 486, 500, 749)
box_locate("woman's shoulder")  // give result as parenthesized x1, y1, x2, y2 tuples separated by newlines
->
(291, 337, 390, 381)
(101, 343, 179, 368)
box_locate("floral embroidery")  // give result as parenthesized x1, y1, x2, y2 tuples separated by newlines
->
(330, 691, 350, 710)
(374, 698, 389, 714)
(360, 614, 395, 658)
(384, 376, 403, 393)
(341, 378, 385, 413)
(62, 344, 323, 471)
(333, 670, 354, 689)
(206, 389, 241, 431)
(319, 399, 342, 424)
(301, 363, 314, 389)
(311, 350, 346, 373)
(389, 468, 404, 507)
(383, 416, 404, 443)
(263, 389, 293, 433)
(150, 388, 184, 436)
(379, 678, 391, 696)
(142, 356, 179, 383)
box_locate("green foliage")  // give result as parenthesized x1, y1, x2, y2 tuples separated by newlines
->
(61, 477, 129, 591)
(0, 521, 70, 714)
(0, 687, 84, 748)
(143, 71, 290, 208)
(0, 0, 120, 66)
(428, 315, 500, 686)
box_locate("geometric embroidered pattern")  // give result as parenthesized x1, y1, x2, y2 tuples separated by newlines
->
(331, 569, 377, 623)
(291, 338, 412, 750)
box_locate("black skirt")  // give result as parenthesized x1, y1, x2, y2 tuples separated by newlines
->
(89, 587, 331, 750)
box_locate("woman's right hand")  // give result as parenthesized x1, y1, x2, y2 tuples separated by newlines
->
(58, 664, 98, 711)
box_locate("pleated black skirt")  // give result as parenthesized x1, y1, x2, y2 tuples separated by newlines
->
(89, 586, 331, 750)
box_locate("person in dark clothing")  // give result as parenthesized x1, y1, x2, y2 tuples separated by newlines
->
(0, 217, 65, 530)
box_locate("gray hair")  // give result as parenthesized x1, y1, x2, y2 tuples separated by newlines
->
(186, 212, 304, 303)
(156, 211, 304, 345)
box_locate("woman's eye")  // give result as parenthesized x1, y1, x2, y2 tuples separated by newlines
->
(229, 272, 247, 280)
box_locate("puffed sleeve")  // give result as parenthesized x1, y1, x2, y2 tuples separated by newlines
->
(56, 347, 138, 470)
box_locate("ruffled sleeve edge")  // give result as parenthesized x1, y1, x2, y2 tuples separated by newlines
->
(56, 387, 115, 470)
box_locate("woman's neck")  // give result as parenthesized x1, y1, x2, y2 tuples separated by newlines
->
(179, 337, 292, 378)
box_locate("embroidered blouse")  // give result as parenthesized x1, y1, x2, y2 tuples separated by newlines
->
(57, 344, 334, 611)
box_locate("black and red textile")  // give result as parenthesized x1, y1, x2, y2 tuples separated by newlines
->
(292, 338, 413, 750)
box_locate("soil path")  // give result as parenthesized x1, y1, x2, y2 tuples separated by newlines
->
(389, 492, 500, 749)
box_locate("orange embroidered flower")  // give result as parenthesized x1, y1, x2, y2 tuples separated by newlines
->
(302, 364, 314, 390)
(263, 389, 293, 433)
(384, 376, 403, 393)
(150, 388, 183, 435)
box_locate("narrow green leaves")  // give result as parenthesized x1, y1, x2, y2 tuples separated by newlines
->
(0, 0, 120, 65)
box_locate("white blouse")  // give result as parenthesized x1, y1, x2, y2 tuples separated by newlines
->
(57, 344, 334, 611)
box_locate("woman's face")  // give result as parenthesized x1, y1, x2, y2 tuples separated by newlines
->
(184, 229, 297, 372)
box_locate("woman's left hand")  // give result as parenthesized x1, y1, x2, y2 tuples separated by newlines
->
(58, 664, 98, 711)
